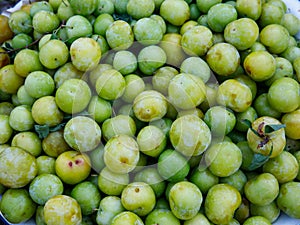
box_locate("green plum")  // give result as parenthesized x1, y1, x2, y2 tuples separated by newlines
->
(55, 151, 91, 185)
(134, 167, 166, 198)
(160, 0, 190, 26)
(103, 134, 139, 174)
(13, 49, 43, 78)
(0, 188, 37, 224)
(277, 181, 300, 219)
(205, 183, 241, 224)
(55, 78, 92, 114)
(168, 73, 206, 110)
(216, 79, 252, 112)
(181, 25, 213, 56)
(31, 96, 64, 127)
(70, 37, 101, 72)
(0, 146, 37, 188)
(29, 174, 64, 205)
(169, 114, 211, 156)
(133, 90, 168, 122)
(205, 141, 242, 177)
(262, 151, 299, 183)
(244, 173, 279, 206)
(97, 166, 129, 196)
(157, 149, 190, 182)
(224, 18, 259, 51)
(137, 125, 166, 157)
(206, 42, 240, 76)
(0, 115, 13, 144)
(250, 202, 280, 223)
(111, 211, 144, 225)
(95, 69, 126, 100)
(121, 182, 156, 217)
(70, 181, 101, 215)
(42, 130, 70, 157)
(11, 131, 42, 157)
(0, 64, 24, 94)
(96, 196, 125, 225)
(64, 116, 102, 152)
(145, 209, 180, 225)
(169, 181, 202, 220)
(44, 195, 82, 225)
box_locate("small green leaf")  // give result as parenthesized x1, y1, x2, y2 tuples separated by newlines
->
(4, 41, 13, 50)
(50, 33, 58, 40)
(264, 124, 286, 134)
(242, 119, 252, 128)
(49, 123, 66, 132)
(113, 13, 132, 22)
(35, 124, 50, 139)
(242, 119, 265, 137)
(247, 153, 270, 171)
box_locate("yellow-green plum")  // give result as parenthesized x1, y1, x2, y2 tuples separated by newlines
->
(55, 151, 91, 185)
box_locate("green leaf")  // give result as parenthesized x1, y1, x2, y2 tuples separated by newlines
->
(112, 13, 132, 23)
(50, 33, 58, 40)
(264, 124, 286, 134)
(4, 41, 13, 50)
(49, 123, 66, 132)
(35, 122, 67, 139)
(247, 153, 270, 171)
(242, 119, 261, 137)
(35, 124, 50, 139)
(242, 119, 252, 128)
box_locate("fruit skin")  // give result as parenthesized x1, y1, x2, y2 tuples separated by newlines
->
(216, 79, 252, 113)
(267, 77, 300, 113)
(157, 149, 190, 183)
(39, 39, 69, 70)
(160, 0, 190, 26)
(0, 15, 13, 44)
(168, 73, 206, 110)
(224, 18, 259, 51)
(70, 181, 101, 215)
(244, 173, 279, 206)
(121, 182, 156, 217)
(63, 116, 102, 152)
(0, 64, 24, 94)
(133, 90, 168, 122)
(103, 134, 140, 174)
(43, 195, 82, 225)
(0, 146, 38, 188)
(205, 141, 242, 177)
(262, 151, 299, 184)
(169, 114, 211, 157)
(8, 10, 32, 34)
(96, 196, 125, 225)
(282, 109, 300, 140)
(55, 78, 92, 114)
(204, 183, 242, 224)
(169, 181, 203, 220)
(145, 209, 180, 225)
(111, 211, 144, 225)
(277, 181, 300, 219)
(70, 37, 102, 72)
(0, 188, 37, 224)
(243, 50, 276, 82)
(0, 114, 13, 144)
(55, 151, 91, 185)
(29, 174, 64, 205)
